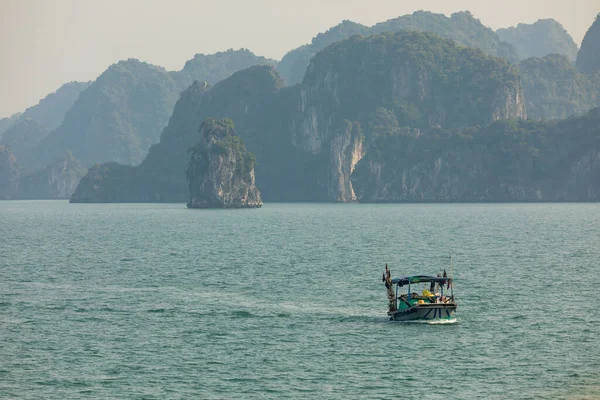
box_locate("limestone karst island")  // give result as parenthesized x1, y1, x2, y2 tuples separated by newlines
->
(2, 11, 600, 206)
(186, 118, 262, 209)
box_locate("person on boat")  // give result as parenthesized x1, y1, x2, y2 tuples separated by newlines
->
(444, 269, 452, 290)
(442, 269, 448, 289)
(383, 264, 391, 289)
(382, 264, 396, 311)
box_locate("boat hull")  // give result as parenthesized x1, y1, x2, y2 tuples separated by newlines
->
(388, 303, 457, 321)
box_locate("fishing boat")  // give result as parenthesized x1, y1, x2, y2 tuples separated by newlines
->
(384, 274, 457, 322)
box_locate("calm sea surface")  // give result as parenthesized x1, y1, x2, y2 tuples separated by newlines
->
(1, 201, 599, 399)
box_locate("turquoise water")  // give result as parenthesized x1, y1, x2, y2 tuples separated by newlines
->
(1, 201, 599, 399)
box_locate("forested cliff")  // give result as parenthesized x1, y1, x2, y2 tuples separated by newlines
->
(72, 32, 525, 203)
(4, 13, 599, 204)
(518, 54, 600, 121)
(352, 108, 600, 202)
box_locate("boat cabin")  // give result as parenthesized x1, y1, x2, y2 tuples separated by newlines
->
(390, 275, 454, 312)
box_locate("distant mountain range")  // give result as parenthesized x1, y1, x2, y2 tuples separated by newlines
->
(2, 11, 600, 202)
(0, 81, 89, 139)
(0, 49, 275, 199)
(278, 11, 520, 86)
(277, 11, 580, 86)
(23, 49, 276, 171)
(71, 31, 526, 203)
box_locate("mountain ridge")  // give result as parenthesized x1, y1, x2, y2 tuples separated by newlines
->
(497, 19, 579, 62)
(23, 49, 276, 170)
(277, 10, 520, 85)
(71, 31, 526, 203)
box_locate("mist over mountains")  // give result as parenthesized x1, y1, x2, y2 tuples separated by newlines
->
(278, 11, 520, 86)
(497, 19, 579, 62)
(2, 10, 600, 202)
(0, 82, 89, 139)
(24, 50, 276, 171)
(278, 11, 581, 86)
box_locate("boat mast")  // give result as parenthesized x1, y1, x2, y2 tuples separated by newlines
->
(449, 254, 454, 299)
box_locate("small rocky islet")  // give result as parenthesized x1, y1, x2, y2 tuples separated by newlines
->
(186, 118, 262, 209)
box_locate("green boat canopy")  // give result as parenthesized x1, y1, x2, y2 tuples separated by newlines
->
(391, 275, 450, 287)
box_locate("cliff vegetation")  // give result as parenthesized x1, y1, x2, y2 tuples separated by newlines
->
(352, 108, 600, 202)
(519, 54, 600, 120)
(187, 118, 261, 208)
(72, 32, 525, 203)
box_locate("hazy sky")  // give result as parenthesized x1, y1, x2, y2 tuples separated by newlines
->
(1, 0, 598, 118)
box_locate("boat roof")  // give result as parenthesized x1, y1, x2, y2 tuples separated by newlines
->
(391, 275, 449, 286)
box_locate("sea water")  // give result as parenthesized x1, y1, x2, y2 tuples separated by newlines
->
(1, 201, 599, 399)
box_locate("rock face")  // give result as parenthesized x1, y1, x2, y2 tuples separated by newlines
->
(352, 108, 600, 202)
(519, 54, 600, 120)
(18, 152, 87, 199)
(497, 19, 579, 62)
(0, 145, 19, 199)
(72, 31, 525, 203)
(327, 121, 365, 202)
(186, 119, 261, 208)
(577, 14, 600, 74)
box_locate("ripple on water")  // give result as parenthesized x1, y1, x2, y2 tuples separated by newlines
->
(1, 201, 599, 399)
